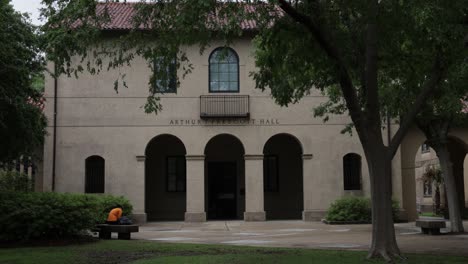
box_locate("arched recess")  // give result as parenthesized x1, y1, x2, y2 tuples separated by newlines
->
(85, 155, 105, 193)
(409, 135, 468, 219)
(343, 153, 362, 191)
(145, 134, 187, 221)
(204, 134, 245, 220)
(263, 133, 303, 220)
(447, 136, 468, 216)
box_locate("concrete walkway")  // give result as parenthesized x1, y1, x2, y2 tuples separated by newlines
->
(132, 220, 468, 256)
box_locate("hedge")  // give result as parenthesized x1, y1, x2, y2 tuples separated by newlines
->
(0, 192, 132, 241)
(0, 170, 34, 192)
(325, 196, 399, 223)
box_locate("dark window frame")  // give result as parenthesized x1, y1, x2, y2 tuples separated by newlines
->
(166, 155, 186, 192)
(343, 153, 361, 191)
(85, 155, 105, 194)
(263, 155, 279, 192)
(153, 56, 177, 94)
(208, 47, 240, 93)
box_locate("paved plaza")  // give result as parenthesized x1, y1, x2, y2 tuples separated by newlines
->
(132, 219, 468, 256)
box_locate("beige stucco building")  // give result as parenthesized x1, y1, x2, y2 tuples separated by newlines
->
(38, 4, 468, 223)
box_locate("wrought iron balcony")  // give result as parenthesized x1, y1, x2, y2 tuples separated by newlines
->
(200, 95, 250, 118)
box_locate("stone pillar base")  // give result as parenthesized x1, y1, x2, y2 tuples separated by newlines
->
(131, 213, 147, 224)
(396, 209, 409, 222)
(244, 211, 266, 221)
(303, 210, 326, 221)
(185, 212, 206, 222)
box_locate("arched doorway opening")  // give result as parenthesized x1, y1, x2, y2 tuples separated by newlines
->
(413, 137, 467, 218)
(447, 137, 468, 217)
(263, 134, 303, 220)
(145, 134, 186, 221)
(204, 134, 245, 220)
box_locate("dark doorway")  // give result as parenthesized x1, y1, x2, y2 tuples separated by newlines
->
(207, 162, 237, 219)
(263, 134, 303, 220)
(145, 134, 186, 221)
(204, 134, 245, 220)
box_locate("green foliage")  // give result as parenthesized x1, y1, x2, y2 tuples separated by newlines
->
(421, 166, 444, 185)
(0, 170, 34, 192)
(326, 197, 399, 222)
(89, 194, 133, 223)
(0, 192, 133, 241)
(326, 197, 372, 222)
(0, 0, 46, 162)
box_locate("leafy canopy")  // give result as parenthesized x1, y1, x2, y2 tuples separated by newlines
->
(0, 0, 46, 162)
(41, 1, 466, 127)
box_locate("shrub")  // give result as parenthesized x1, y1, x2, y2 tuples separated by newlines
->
(89, 194, 133, 223)
(325, 196, 400, 223)
(325, 197, 371, 222)
(0, 170, 34, 192)
(0, 192, 133, 242)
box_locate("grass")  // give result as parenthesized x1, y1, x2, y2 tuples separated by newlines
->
(419, 212, 443, 217)
(1, 240, 467, 264)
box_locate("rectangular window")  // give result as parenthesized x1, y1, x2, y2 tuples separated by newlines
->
(423, 180, 432, 197)
(264, 155, 279, 192)
(153, 57, 177, 93)
(166, 156, 186, 192)
(421, 143, 430, 153)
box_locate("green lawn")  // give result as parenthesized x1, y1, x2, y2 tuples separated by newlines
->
(419, 212, 443, 217)
(1, 240, 467, 264)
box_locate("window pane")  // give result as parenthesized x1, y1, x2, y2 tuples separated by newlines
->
(219, 73, 229, 82)
(211, 73, 219, 82)
(229, 72, 238, 82)
(229, 64, 237, 72)
(228, 82, 237, 91)
(210, 81, 219, 91)
(210, 64, 218, 73)
(218, 63, 228, 72)
(219, 82, 229, 91)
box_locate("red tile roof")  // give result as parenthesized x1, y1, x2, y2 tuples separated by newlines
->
(94, 2, 262, 31)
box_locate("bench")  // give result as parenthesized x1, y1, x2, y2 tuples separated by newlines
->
(415, 219, 446, 235)
(96, 224, 139, 240)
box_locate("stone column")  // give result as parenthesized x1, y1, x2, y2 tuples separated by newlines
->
(302, 154, 324, 221)
(185, 155, 206, 222)
(132, 155, 147, 223)
(244, 154, 266, 221)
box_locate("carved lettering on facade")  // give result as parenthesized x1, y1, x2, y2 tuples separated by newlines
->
(169, 118, 280, 126)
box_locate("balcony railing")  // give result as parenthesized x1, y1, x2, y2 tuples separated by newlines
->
(200, 95, 250, 118)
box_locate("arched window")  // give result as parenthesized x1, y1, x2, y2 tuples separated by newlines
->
(85, 156, 105, 193)
(343, 153, 361, 190)
(209, 47, 239, 92)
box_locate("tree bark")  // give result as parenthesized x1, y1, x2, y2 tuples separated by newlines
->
(365, 146, 401, 261)
(431, 141, 465, 233)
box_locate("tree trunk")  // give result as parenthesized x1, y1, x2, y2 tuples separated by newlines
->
(432, 142, 464, 233)
(366, 147, 402, 261)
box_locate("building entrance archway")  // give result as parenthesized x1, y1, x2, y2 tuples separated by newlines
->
(263, 134, 303, 220)
(145, 134, 186, 221)
(204, 134, 245, 220)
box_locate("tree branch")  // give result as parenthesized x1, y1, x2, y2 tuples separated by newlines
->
(277, 0, 365, 129)
(389, 56, 445, 157)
